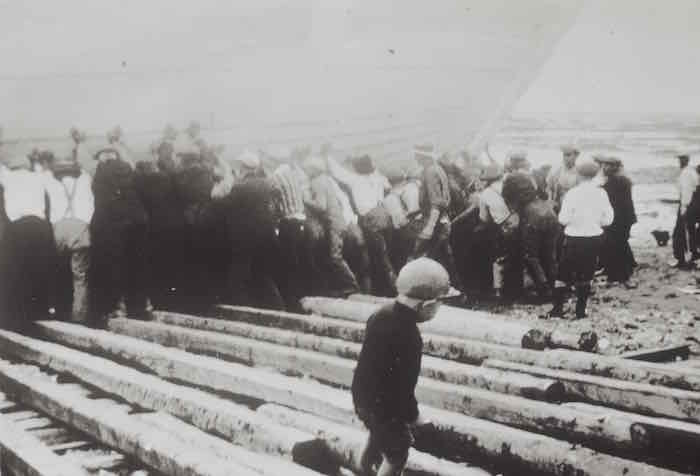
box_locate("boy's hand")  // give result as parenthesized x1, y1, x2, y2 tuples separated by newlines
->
(411, 413, 432, 428)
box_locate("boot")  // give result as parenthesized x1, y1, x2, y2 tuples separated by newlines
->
(575, 284, 590, 319)
(547, 286, 566, 318)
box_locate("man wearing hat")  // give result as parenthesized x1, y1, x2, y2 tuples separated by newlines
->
(303, 156, 360, 297)
(672, 154, 699, 267)
(89, 147, 150, 325)
(547, 144, 580, 213)
(47, 144, 95, 323)
(328, 153, 389, 294)
(596, 155, 637, 285)
(352, 257, 449, 476)
(0, 152, 59, 328)
(551, 156, 613, 319)
(411, 144, 458, 287)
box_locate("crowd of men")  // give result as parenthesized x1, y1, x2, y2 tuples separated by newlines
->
(3, 120, 698, 330)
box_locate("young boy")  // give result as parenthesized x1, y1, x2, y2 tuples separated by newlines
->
(551, 156, 613, 319)
(351, 257, 450, 476)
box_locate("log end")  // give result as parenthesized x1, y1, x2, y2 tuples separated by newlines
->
(291, 439, 339, 475)
(578, 331, 599, 353)
(521, 329, 547, 350)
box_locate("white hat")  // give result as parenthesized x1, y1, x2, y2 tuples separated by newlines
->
(238, 149, 261, 169)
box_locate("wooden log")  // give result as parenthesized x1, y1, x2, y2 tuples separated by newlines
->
(209, 306, 548, 366)
(256, 404, 491, 476)
(260, 403, 687, 476)
(563, 402, 700, 474)
(0, 328, 329, 472)
(210, 306, 700, 391)
(129, 411, 327, 476)
(35, 322, 649, 455)
(620, 345, 691, 363)
(0, 412, 90, 476)
(346, 295, 598, 352)
(483, 359, 700, 422)
(303, 296, 546, 349)
(116, 317, 563, 402)
(0, 360, 262, 476)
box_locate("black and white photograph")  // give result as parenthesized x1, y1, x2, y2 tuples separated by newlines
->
(0, 1, 699, 475)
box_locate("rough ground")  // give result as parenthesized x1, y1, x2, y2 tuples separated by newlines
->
(469, 240, 699, 357)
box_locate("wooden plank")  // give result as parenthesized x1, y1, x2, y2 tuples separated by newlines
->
(0, 328, 329, 473)
(33, 322, 650, 455)
(14, 417, 55, 431)
(256, 404, 491, 476)
(29, 427, 76, 446)
(49, 440, 93, 453)
(620, 345, 691, 363)
(63, 450, 126, 472)
(483, 359, 700, 422)
(0, 412, 90, 476)
(0, 359, 270, 476)
(259, 403, 686, 476)
(113, 317, 563, 402)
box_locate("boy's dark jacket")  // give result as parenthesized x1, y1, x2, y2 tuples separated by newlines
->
(351, 301, 422, 425)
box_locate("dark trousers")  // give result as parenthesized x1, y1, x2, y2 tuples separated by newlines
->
(413, 219, 459, 288)
(148, 226, 185, 310)
(0, 216, 58, 328)
(673, 209, 698, 262)
(89, 222, 148, 319)
(361, 222, 397, 297)
(321, 222, 359, 298)
(559, 235, 602, 286)
(228, 236, 285, 311)
(601, 227, 636, 282)
(277, 217, 316, 311)
(343, 223, 371, 294)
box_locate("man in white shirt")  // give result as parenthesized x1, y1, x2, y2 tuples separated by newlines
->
(672, 154, 699, 267)
(46, 145, 94, 323)
(547, 144, 580, 213)
(551, 156, 613, 319)
(0, 153, 59, 328)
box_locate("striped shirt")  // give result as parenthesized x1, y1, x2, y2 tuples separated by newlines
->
(272, 164, 307, 219)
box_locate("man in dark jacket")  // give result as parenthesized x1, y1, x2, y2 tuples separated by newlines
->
(597, 156, 637, 284)
(352, 258, 449, 476)
(502, 172, 560, 299)
(89, 147, 149, 324)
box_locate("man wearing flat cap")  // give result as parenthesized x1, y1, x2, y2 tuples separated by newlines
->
(596, 156, 637, 285)
(672, 154, 699, 267)
(547, 144, 580, 213)
(411, 144, 458, 287)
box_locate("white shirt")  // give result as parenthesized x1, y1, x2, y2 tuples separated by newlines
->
(328, 177, 358, 227)
(679, 166, 699, 213)
(46, 173, 94, 224)
(559, 180, 614, 237)
(328, 158, 389, 216)
(479, 180, 510, 225)
(0, 167, 52, 222)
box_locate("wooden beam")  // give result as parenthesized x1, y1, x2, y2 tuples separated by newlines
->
(620, 345, 691, 363)
(345, 294, 598, 351)
(34, 322, 650, 455)
(260, 403, 686, 476)
(0, 328, 328, 472)
(0, 412, 90, 476)
(210, 306, 700, 392)
(112, 317, 563, 402)
(257, 404, 491, 476)
(208, 306, 548, 367)
(484, 359, 700, 422)
(0, 359, 306, 476)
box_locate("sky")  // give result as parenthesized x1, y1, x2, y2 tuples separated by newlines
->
(513, 0, 700, 117)
(1, 0, 698, 154)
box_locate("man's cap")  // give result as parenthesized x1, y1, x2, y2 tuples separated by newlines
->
(560, 143, 580, 155)
(396, 257, 450, 301)
(237, 149, 261, 169)
(94, 147, 121, 161)
(480, 162, 504, 182)
(594, 155, 622, 166)
(414, 143, 436, 161)
(575, 156, 600, 178)
(351, 154, 375, 175)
